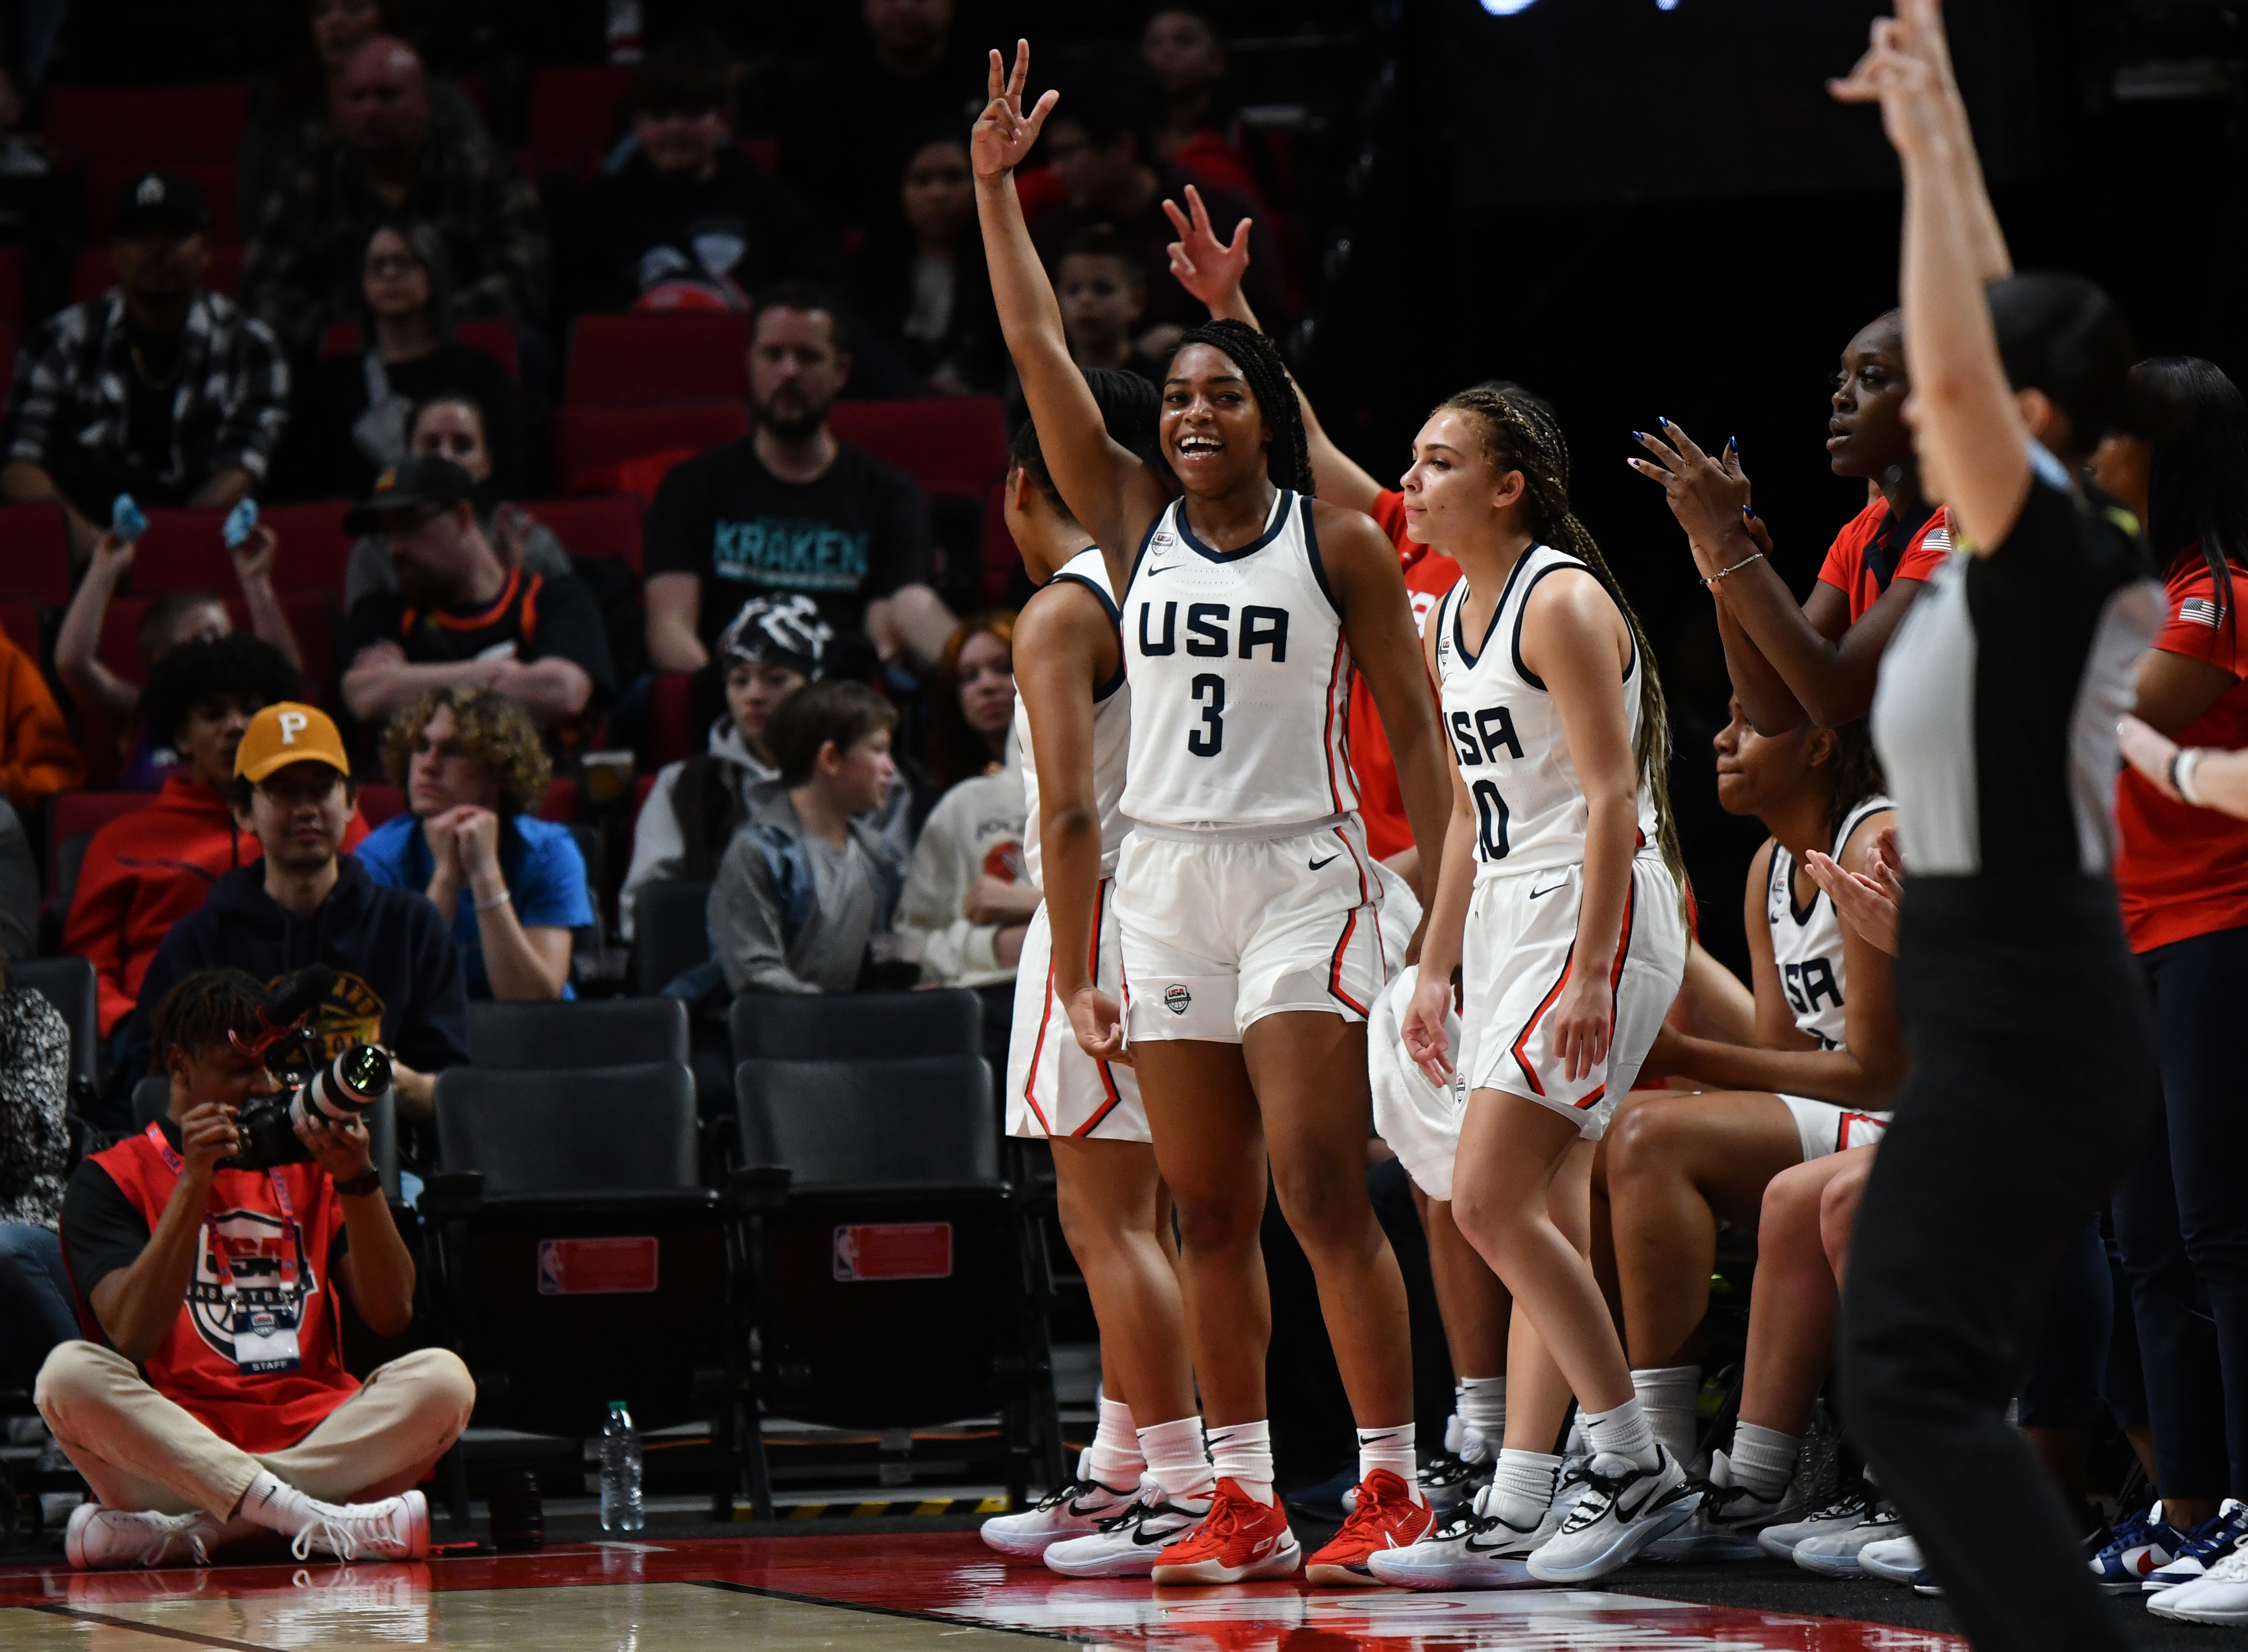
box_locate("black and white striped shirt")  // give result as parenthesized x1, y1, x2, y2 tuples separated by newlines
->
(1872, 459, 2159, 880)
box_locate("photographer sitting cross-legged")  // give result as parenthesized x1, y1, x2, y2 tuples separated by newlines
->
(37, 968, 475, 1570)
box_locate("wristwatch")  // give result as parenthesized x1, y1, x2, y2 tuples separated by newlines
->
(336, 1168, 383, 1199)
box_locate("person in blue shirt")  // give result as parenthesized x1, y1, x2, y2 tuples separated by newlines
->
(356, 687, 592, 1000)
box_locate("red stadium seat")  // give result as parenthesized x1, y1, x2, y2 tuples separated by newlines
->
(357, 782, 406, 826)
(829, 397, 1009, 500)
(0, 505, 73, 606)
(537, 777, 579, 823)
(238, 591, 336, 706)
(319, 317, 521, 383)
(0, 600, 40, 666)
(72, 245, 241, 303)
(554, 402, 748, 493)
(527, 65, 634, 178)
(125, 505, 352, 598)
(85, 159, 240, 242)
(43, 83, 247, 161)
(521, 495, 644, 571)
(564, 312, 751, 406)
(259, 501, 355, 593)
(650, 671, 698, 768)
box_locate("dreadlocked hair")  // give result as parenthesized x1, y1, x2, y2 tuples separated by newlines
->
(1439, 383, 1688, 906)
(1824, 720, 1888, 844)
(1171, 318, 1314, 494)
(149, 968, 274, 1071)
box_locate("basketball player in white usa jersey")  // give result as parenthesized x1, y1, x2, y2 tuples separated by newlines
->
(975, 43, 1454, 1586)
(1397, 385, 1693, 1584)
(979, 373, 1204, 1576)
(1596, 704, 1904, 1561)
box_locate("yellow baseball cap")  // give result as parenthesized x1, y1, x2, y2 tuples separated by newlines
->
(235, 702, 352, 784)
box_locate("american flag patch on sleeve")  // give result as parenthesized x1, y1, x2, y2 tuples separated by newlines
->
(2180, 596, 2222, 628)
(1922, 525, 1951, 552)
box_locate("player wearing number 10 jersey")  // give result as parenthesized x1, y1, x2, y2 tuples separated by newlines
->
(974, 39, 1456, 1588)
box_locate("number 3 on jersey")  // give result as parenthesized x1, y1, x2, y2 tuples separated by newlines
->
(1472, 777, 1510, 861)
(1189, 673, 1224, 756)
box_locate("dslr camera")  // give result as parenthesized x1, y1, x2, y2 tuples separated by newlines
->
(217, 964, 393, 1170)
(231, 1041, 392, 1170)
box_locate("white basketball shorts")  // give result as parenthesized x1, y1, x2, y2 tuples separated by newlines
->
(1778, 1094, 1892, 1161)
(1115, 816, 1404, 1045)
(1005, 879, 1145, 1141)
(1459, 853, 1689, 1141)
(1369, 963, 1466, 1201)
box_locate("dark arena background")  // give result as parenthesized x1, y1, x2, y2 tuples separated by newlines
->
(0, 0, 2238, 1647)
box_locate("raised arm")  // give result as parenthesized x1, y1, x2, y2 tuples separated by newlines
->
(1166, 186, 1384, 515)
(973, 42, 1167, 591)
(1833, 1, 2026, 553)
(231, 525, 304, 671)
(55, 531, 142, 728)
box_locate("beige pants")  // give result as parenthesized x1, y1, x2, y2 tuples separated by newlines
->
(35, 1341, 475, 1520)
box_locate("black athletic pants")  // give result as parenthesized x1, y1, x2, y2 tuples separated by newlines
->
(1841, 878, 2156, 1652)
(2114, 922, 2248, 1500)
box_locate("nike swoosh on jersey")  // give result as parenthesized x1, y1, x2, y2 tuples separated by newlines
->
(1309, 854, 1340, 870)
(1143, 561, 1178, 576)
(1528, 878, 1568, 899)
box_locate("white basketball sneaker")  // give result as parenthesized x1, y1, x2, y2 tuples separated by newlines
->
(1041, 1489, 1213, 1577)
(1793, 1500, 1905, 1576)
(2150, 1538, 2248, 1625)
(287, 1489, 430, 1562)
(65, 1504, 223, 1571)
(1524, 1447, 1698, 1584)
(1644, 1451, 1805, 1562)
(980, 1469, 1142, 1558)
(1365, 1484, 1561, 1589)
(1758, 1484, 1871, 1561)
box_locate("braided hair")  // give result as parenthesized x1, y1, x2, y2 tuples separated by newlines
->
(150, 969, 276, 1068)
(1171, 319, 1314, 494)
(1439, 383, 1688, 903)
(1822, 721, 1888, 845)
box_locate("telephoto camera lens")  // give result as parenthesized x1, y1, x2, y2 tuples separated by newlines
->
(231, 1044, 393, 1170)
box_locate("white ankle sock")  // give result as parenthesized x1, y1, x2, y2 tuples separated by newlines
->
(1457, 1376, 1506, 1457)
(1489, 1448, 1561, 1529)
(1356, 1422, 1419, 1499)
(1628, 1366, 1701, 1469)
(1582, 1396, 1660, 1471)
(1087, 1396, 1146, 1490)
(1207, 1420, 1275, 1503)
(1136, 1415, 1215, 1502)
(236, 1470, 316, 1535)
(1728, 1424, 1800, 1501)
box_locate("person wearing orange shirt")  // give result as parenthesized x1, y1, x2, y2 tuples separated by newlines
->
(0, 621, 80, 812)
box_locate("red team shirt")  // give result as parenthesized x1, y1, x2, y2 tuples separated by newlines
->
(1816, 497, 1953, 623)
(77, 1133, 356, 1454)
(1348, 490, 1462, 859)
(2115, 551, 2248, 953)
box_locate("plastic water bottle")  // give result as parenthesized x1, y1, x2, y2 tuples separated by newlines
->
(598, 1400, 644, 1532)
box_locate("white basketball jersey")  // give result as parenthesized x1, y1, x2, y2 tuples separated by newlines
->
(1118, 489, 1356, 831)
(1017, 548, 1132, 890)
(1766, 796, 1893, 1051)
(1432, 545, 1659, 878)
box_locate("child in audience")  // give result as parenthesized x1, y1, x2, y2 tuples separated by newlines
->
(356, 687, 592, 1002)
(1055, 228, 1167, 386)
(706, 680, 908, 996)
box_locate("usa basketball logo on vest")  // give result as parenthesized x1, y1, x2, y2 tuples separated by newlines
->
(1164, 985, 1191, 1014)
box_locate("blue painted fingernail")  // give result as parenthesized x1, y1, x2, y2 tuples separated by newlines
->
(1728, 436, 1738, 449)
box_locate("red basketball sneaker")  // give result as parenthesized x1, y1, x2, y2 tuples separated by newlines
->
(1306, 1469, 1434, 1586)
(1149, 1477, 1302, 1585)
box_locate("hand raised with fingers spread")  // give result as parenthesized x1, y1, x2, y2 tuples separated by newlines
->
(971, 40, 1059, 181)
(1163, 183, 1253, 315)
(1628, 418, 1754, 575)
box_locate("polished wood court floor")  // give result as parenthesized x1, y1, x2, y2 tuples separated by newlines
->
(0, 1530, 1973, 1651)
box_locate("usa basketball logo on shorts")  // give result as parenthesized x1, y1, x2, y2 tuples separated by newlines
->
(1164, 985, 1191, 1014)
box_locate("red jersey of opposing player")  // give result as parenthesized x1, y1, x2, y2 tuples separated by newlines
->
(1349, 490, 1462, 860)
(1817, 497, 1952, 623)
(2115, 550, 2248, 952)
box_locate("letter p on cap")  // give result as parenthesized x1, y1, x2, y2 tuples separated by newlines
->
(279, 711, 308, 745)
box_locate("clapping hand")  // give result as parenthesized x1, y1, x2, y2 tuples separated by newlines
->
(971, 41, 1058, 182)
(1804, 823, 1905, 956)
(1628, 419, 1756, 579)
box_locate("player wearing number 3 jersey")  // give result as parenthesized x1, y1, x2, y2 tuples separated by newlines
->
(974, 39, 1456, 1586)
(1398, 385, 1692, 1584)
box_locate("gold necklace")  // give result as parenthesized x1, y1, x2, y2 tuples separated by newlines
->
(129, 344, 184, 392)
